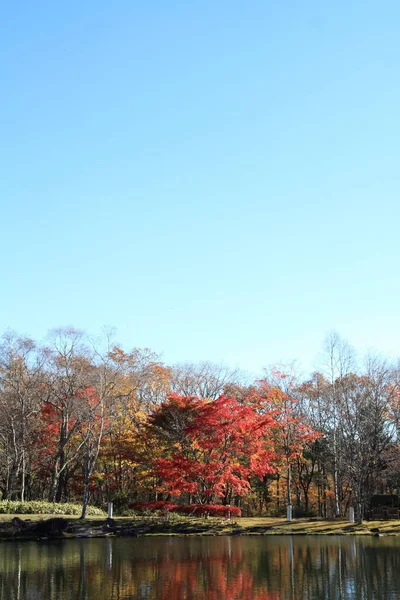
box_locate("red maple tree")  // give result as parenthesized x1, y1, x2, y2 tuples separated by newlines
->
(151, 395, 276, 504)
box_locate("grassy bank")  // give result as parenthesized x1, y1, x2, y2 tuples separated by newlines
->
(1, 515, 400, 541)
(236, 517, 400, 535)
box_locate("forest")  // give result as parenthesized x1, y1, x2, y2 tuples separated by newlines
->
(0, 327, 399, 519)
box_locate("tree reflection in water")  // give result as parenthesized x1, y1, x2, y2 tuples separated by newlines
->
(1, 535, 400, 599)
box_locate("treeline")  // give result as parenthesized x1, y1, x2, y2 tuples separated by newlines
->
(0, 328, 399, 519)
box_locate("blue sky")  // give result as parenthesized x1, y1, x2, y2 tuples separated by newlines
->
(1, 1, 400, 375)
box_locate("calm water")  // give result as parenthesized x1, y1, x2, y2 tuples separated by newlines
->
(1, 535, 400, 600)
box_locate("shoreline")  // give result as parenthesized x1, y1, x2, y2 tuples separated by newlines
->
(1, 515, 400, 542)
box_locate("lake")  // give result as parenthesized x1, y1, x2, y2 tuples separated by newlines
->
(1, 535, 400, 599)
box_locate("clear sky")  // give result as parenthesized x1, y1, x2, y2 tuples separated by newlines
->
(1, 1, 400, 375)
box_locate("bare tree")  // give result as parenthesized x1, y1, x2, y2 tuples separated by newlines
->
(79, 336, 121, 519)
(320, 331, 357, 516)
(0, 332, 43, 500)
(339, 356, 396, 521)
(171, 361, 244, 400)
(297, 372, 334, 517)
(41, 328, 96, 502)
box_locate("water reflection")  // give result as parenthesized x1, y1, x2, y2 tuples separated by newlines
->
(0, 535, 400, 600)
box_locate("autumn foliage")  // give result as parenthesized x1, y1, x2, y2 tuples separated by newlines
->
(2, 328, 400, 520)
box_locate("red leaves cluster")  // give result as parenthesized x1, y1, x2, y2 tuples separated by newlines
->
(151, 394, 276, 502)
(129, 501, 242, 517)
(174, 504, 242, 517)
(130, 500, 178, 512)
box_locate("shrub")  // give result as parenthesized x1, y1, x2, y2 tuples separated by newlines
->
(119, 509, 138, 517)
(129, 501, 241, 518)
(129, 501, 178, 513)
(172, 504, 241, 518)
(0, 501, 106, 516)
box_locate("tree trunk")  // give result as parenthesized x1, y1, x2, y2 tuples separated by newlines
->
(20, 450, 25, 502)
(276, 474, 280, 511)
(317, 457, 322, 517)
(304, 488, 309, 512)
(357, 501, 363, 524)
(287, 460, 292, 508)
(55, 469, 66, 503)
(80, 470, 90, 519)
